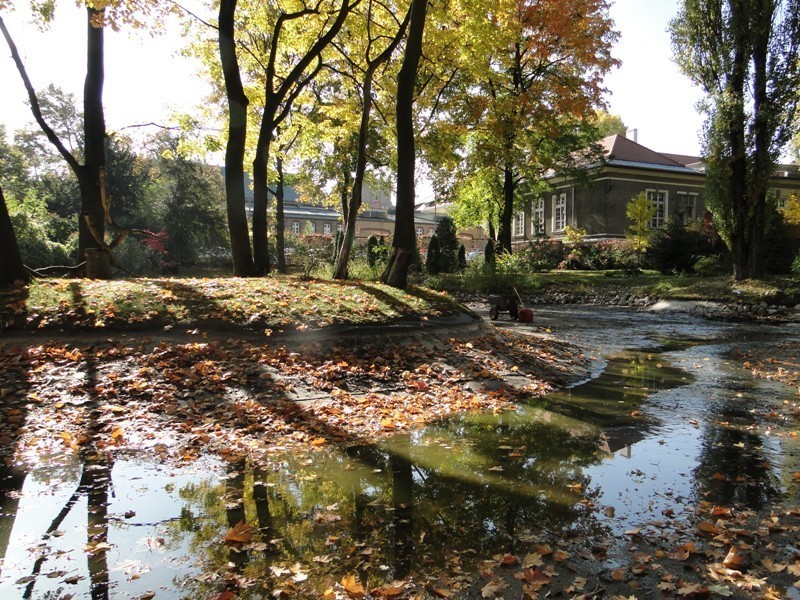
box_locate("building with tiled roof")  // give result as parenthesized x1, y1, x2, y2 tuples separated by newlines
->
(513, 134, 800, 246)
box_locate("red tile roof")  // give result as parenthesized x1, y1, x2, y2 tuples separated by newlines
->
(601, 134, 687, 167)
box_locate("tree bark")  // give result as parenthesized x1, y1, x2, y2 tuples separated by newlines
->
(497, 163, 515, 254)
(219, 0, 256, 276)
(334, 5, 410, 280)
(0, 187, 29, 285)
(382, 0, 428, 289)
(79, 7, 107, 265)
(275, 156, 287, 274)
(746, 1, 773, 280)
(252, 0, 356, 275)
(728, 6, 751, 282)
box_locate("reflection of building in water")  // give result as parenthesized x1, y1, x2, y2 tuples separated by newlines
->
(598, 428, 643, 458)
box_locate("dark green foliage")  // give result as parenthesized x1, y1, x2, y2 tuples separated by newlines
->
(647, 219, 713, 274)
(366, 235, 379, 267)
(484, 238, 496, 271)
(333, 229, 343, 263)
(458, 244, 467, 271)
(434, 216, 460, 273)
(426, 235, 441, 274)
(764, 211, 799, 275)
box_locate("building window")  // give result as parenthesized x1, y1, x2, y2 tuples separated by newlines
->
(337, 223, 343, 232)
(291, 221, 300, 235)
(428, 227, 435, 236)
(309, 222, 317, 234)
(646, 189, 667, 228)
(416, 227, 424, 236)
(552, 193, 567, 232)
(770, 189, 786, 209)
(676, 192, 697, 224)
(514, 212, 525, 236)
(532, 198, 545, 236)
(323, 223, 331, 235)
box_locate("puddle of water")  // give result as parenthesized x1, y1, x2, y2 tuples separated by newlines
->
(0, 348, 795, 598)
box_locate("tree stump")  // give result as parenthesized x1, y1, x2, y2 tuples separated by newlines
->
(85, 248, 112, 279)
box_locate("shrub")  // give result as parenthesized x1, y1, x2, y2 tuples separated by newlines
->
(496, 250, 529, 275)
(693, 254, 729, 277)
(792, 251, 800, 277)
(426, 235, 442, 274)
(648, 219, 711, 274)
(434, 216, 460, 273)
(522, 239, 564, 271)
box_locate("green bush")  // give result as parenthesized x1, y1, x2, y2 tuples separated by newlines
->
(693, 254, 729, 277)
(496, 250, 530, 275)
(11, 212, 72, 269)
(648, 219, 712, 274)
(426, 235, 442, 274)
(522, 240, 564, 271)
(792, 251, 800, 277)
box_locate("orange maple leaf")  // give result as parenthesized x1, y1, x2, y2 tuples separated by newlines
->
(224, 521, 253, 545)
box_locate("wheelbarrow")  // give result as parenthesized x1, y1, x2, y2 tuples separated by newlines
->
(488, 294, 519, 320)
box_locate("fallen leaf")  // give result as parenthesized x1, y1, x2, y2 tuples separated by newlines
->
(723, 546, 745, 569)
(761, 558, 786, 573)
(224, 521, 253, 545)
(523, 552, 544, 568)
(342, 574, 366, 599)
(481, 579, 507, 598)
(697, 521, 722, 535)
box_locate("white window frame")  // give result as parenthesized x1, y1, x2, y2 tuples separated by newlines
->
(309, 222, 317, 234)
(770, 189, 786, 209)
(323, 223, 332, 235)
(428, 227, 435, 236)
(676, 191, 698, 224)
(646, 189, 668, 229)
(514, 212, 525, 236)
(337, 223, 343, 232)
(416, 227, 424, 236)
(552, 193, 567, 232)
(532, 198, 545, 236)
(291, 221, 301, 235)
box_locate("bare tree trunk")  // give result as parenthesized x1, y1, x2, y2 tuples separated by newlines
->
(333, 171, 354, 279)
(79, 7, 107, 265)
(275, 156, 287, 274)
(219, 0, 256, 276)
(0, 187, 29, 285)
(382, 0, 428, 289)
(497, 163, 515, 254)
(729, 26, 750, 281)
(334, 5, 410, 280)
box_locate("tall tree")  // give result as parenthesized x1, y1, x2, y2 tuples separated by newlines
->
(382, 0, 428, 289)
(250, 0, 360, 275)
(0, 186, 29, 285)
(332, 0, 410, 280)
(670, 0, 800, 280)
(443, 0, 618, 254)
(1, 2, 171, 272)
(218, 0, 256, 276)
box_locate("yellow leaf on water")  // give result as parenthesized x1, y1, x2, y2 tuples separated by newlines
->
(697, 521, 722, 535)
(224, 521, 253, 545)
(341, 574, 366, 599)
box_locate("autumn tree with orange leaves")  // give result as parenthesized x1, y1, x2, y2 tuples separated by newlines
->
(434, 0, 619, 254)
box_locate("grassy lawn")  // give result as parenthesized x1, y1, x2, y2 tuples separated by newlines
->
(2, 271, 797, 333)
(0, 277, 465, 333)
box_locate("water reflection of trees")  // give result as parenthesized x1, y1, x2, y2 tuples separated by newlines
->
(540, 352, 689, 430)
(692, 377, 783, 509)
(168, 409, 611, 598)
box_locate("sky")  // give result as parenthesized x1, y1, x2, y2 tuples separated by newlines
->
(0, 0, 706, 158)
